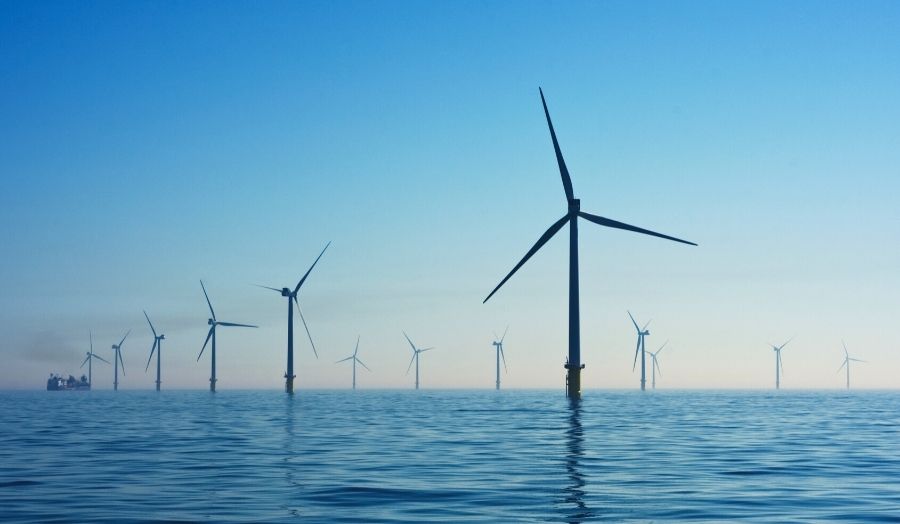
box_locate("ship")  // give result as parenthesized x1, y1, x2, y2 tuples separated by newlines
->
(46, 373, 90, 391)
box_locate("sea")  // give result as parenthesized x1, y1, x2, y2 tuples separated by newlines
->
(1, 390, 898, 522)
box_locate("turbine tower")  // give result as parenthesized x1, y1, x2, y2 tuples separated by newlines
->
(198, 280, 257, 392)
(491, 327, 508, 390)
(838, 340, 865, 390)
(111, 330, 130, 391)
(143, 310, 165, 391)
(768, 338, 792, 390)
(483, 88, 696, 397)
(256, 242, 329, 394)
(403, 331, 434, 390)
(336, 336, 370, 389)
(80, 330, 110, 387)
(629, 311, 652, 391)
(647, 340, 667, 390)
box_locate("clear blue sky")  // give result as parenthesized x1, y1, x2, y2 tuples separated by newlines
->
(2, 0, 898, 389)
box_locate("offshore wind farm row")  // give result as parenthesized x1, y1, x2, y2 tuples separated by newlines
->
(49, 89, 868, 394)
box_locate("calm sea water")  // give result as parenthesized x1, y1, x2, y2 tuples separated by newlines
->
(1, 390, 898, 522)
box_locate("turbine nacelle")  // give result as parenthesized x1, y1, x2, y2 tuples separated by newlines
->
(568, 198, 581, 213)
(281, 288, 291, 297)
(208, 318, 215, 326)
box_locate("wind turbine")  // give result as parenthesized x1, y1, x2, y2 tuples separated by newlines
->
(628, 311, 652, 391)
(143, 310, 165, 391)
(111, 330, 130, 391)
(838, 340, 865, 390)
(336, 336, 370, 389)
(256, 242, 330, 394)
(483, 88, 697, 397)
(198, 280, 257, 392)
(403, 331, 434, 390)
(491, 327, 508, 390)
(647, 340, 668, 390)
(768, 338, 792, 390)
(80, 330, 110, 388)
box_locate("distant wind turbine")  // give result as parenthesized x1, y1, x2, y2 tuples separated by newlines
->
(628, 311, 651, 391)
(403, 331, 434, 390)
(838, 340, 865, 390)
(198, 280, 257, 392)
(491, 327, 508, 390)
(768, 338, 792, 390)
(111, 330, 130, 391)
(647, 341, 667, 390)
(483, 88, 696, 397)
(336, 336, 370, 390)
(256, 242, 330, 394)
(143, 310, 165, 391)
(80, 330, 110, 388)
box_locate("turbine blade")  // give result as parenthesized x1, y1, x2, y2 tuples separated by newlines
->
(403, 331, 417, 352)
(80, 355, 90, 368)
(354, 336, 360, 357)
(842, 340, 849, 358)
(500, 325, 509, 344)
(483, 214, 569, 303)
(405, 352, 416, 374)
(200, 280, 216, 321)
(143, 310, 157, 338)
(254, 284, 283, 293)
(632, 337, 640, 371)
(642, 319, 652, 331)
(778, 352, 784, 375)
(657, 340, 668, 354)
(335, 356, 354, 363)
(356, 358, 371, 372)
(217, 322, 258, 328)
(117, 329, 131, 349)
(578, 211, 697, 246)
(539, 87, 575, 202)
(654, 356, 662, 376)
(294, 241, 331, 295)
(627, 310, 640, 332)
(145, 340, 157, 373)
(849, 358, 866, 363)
(90, 330, 93, 354)
(780, 336, 794, 350)
(419, 347, 435, 352)
(295, 297, 317, 358)
(118, 350, 125, 376)
(837, 360, 847, 373)
(94, 354, 111, 365)
(500, 346, 507, 373)
(198, 327, 214, 361)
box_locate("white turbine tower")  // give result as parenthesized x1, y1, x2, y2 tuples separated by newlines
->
(403, 331, 434, 390)
(491, 327, 508, 390)
(647, 341, 667, 390)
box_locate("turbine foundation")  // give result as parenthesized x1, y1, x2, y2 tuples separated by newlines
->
(566, 363, 585, 397)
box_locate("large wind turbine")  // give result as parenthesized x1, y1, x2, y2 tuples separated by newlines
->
(483, 88, 697, 397)
(143, 310, 165, 391)
(838, 340, 865, 390)
(403, 331, 434, 390)
(491, 327, 508, 390)
(80, 330, 110, 388)
(256, 242, 330, 394)
(629, 311, 652, 391)
(198, 280, 257, 392)
(336, 336, 370, 390)
(647, 340, 667, 390)
(768, 338, 792, 390)
(111, 330, 130, 391)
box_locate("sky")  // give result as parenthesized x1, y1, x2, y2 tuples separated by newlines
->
(1, 0, 898, 390)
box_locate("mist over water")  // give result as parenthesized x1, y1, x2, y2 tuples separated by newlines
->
(1, 390, 898, 522)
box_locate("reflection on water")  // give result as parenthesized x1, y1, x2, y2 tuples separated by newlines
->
(561, 397, 595, 523)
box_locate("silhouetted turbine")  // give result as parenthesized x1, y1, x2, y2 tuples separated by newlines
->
(491, 327, 508, 390)
(483, 88, 696, 397)
(838, 340, 865, 390)
(143, 310, 165, 391)
(768, 337, 792, 390)
(80, 330, 110, 388)
(198, 280, 257, 392)
(336, 336, 370, 390)
(403, 331, 434, 390)
(111, 330, 130, 391)
(256, 242, 329, 394)
(629, 311, 652, 391)
(647, 341, 667, 390)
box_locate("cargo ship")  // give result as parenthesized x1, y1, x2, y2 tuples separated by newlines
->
(46, 373, 90, 391)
